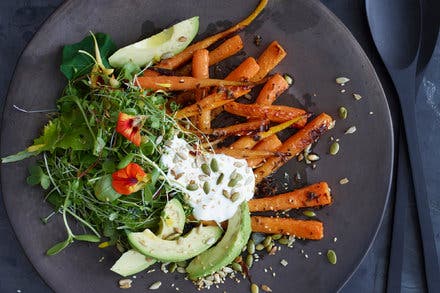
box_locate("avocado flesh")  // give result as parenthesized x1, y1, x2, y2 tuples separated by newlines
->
(186, 202, 251, 279)
(111, 198, 185, 276)
(109, 16, 199, 68)
(110, 249, 156, 277)
(128, 225, 222, 262)
(155, 198, 186, 239)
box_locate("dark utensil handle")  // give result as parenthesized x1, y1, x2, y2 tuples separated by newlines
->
(399, 92, 440, 292)
(387, 131, 412, 293)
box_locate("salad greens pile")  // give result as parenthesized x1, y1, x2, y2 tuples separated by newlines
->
(2, 33, 195, 254)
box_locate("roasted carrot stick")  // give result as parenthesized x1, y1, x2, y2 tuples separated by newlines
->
(230, 115, 308, 149)
(211, 119, 269, 138)
(175, 87, 251, 119)
(254, 113, 334, 183)
(224, 102, 307, 125)
(246, 135, 282, 168)
(251, 216, 324, 240)
(248, 182, 332, 212)
(251, 41, 287, 82)
(216, 148, 287, 159)
(225, 57, 261, 82)
(155, 0, 268, 70)
(141, 69, 160, 77)
(192, 49, 210, 130)
(255, 73, 289, 105)
(136, 76, 252, 91)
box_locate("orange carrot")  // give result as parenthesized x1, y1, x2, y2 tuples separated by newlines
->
(248, 182, 332, 212)
(216, 148, 287, 159)
(225, 57, 260, 81)
(178, 35, 244, 75)
(251, 41, 287, 81)
(251, 216, 324, 240)
(246, 135, 282, 168)
(224, 102, 307, 125)
(192, 49, 210, 80)
(211, 120, 269, 138)
(155, 0, 268, 70)
(136, 76, 252, 91)
(254, 113, 334, 183)
(141, 69, 160, 77)
(255, 73, 289, 104)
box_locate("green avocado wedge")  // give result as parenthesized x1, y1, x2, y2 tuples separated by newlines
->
(186, 202, 251, 280)
(108, 16, 199, 68)
(111, 198, 185, 276)
(128, 225, 222, 262)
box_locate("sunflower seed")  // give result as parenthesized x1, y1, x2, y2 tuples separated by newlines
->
(231, 192, 240, 202)
(280, 259, 288, 266)
(283, 74, 294, 85)
(307, 154, 320, 161)
(336, 77, 350, 85)
(339, 177, 349, 185)
(119, 279, 133, 289)
(353, 93, 362, 100)
(261, 284, 273, 292)
(149, 281, 162, 290)
(345, 126, 357, 134)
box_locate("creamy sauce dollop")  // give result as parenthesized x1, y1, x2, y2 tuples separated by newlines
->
(161, 136, 255, 222)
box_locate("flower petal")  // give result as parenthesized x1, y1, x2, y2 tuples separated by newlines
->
(112, 163, 149, 195)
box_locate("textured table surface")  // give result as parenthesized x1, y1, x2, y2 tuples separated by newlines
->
(0, 0, 438, 292)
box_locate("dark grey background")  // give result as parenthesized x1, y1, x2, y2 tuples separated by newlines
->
(0, 0, 438, 292)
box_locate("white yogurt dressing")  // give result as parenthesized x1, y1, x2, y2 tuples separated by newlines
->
(161, 136, 255, 222)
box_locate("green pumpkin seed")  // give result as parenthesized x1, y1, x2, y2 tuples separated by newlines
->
(186, 184, 198, 191)
(210, 158, 219, 172)
(216, 173, 224, 185)
(303, 210, 316, 217)
(263, 236, 272, 247)
(201, 163, 211, 175)
(330, 142, 340, 155)
(272, 234, 282, 240)
(246, 254, 254, 268)
(247, 239, 256, 254)
(338, 107, 348, 119)
(169, 262, 177, 273)
(278, 237, 289, 245)
(327, 249, 337, 264)
(203, 181, 210, 194)
(231, 262, 242, 272)
(231, 192, 240, 202)
(255, 243, 265, 251)
(251, 283, 259, 293)
(266, 242, 274, 253)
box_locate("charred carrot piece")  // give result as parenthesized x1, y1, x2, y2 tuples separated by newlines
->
(251, 216, 324, 240)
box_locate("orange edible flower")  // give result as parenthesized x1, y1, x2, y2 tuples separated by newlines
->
(112, 163, 149, 195)
(116, 112, 145, 146)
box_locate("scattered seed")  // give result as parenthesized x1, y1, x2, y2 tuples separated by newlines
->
(176, 260, 187, 268)
(297, 153, 304, 162)
(217, 173, 224, 185)
(338, 107, 348, 119)
(230, 192, 240, 202)
(246, 254, 254, 268)
(177, 267, 186, 273)
(345, 126, 357, 134)
(369, 111, 374, 115)
(328, 120, 336, 129)
(303, 210, 316, 217)
(329, 142, 340, 155)
(336, 77, 350, 84)
(119, 279, 133, 289)
(210, 158, 219, 172)
(222, 189, 230, 199)
(283, 74, 294, 85)
(266, 242, 274, 253)
(278, 237, 289, 245)
(327, 250, 337, 264)
(340, 89, 346, 93)
(169, 262, 177, 273)
(334, 237, 338, 242)
(263, 236, 272, 247)
(203, 181, 210, 194)
(261, 284, 273, 292)
(149, 281, 162, 290)
(228, 178, 240, 187)
(201, 163, 211, 175)
(186, 183, 198, 191)
(269, 246, 277, 255)
(280, 259, 288, 267)
(353, 93, 362, 100)
(247, 240, 256, 254)
(256, 243, 265, 251)
(307, 154, 320, 161)
(272, 234, 282, 240)
(251, 283, 259, 293)
(232, 262, 242, 272)
(339, 177, 349, 185)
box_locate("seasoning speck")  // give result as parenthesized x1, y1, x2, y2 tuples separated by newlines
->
(280, 259, 288, 267)
(336, 77, 350, 85)
(353, 93, 362, 100)
(345, 126, 357, 134)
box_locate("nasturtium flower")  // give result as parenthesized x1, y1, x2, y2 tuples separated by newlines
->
(111, 163, 149, 195)
(116, 112, 145, 146)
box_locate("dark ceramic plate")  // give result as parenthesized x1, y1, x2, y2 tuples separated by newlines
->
(0, 0, 393, 292)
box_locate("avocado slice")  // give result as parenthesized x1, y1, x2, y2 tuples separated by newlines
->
(186, 202, 251, 279)
(109, 16, 199, 68)
(128, 225, 222, 262)
(156, 198, 186, 239)
(111, 198, 185, 276)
